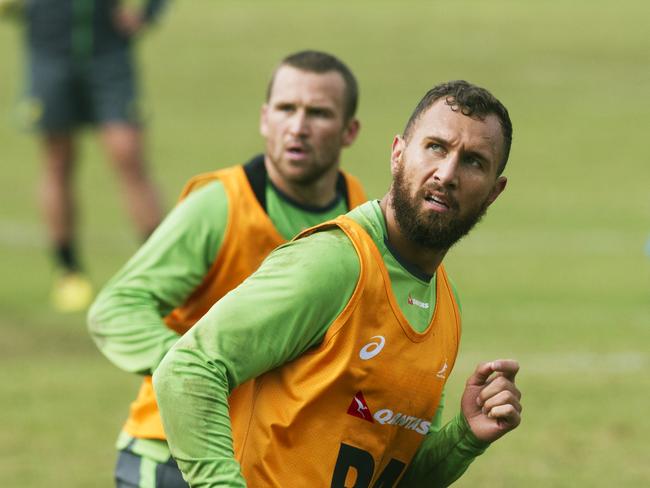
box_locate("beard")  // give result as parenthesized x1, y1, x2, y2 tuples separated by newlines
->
(266, 139, 342, 186)
(390, 162, 489, 251)
(275, 157, 334, 186)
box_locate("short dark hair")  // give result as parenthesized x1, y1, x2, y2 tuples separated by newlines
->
(403, 80, 513, 174)
(266, 50, 359, 121)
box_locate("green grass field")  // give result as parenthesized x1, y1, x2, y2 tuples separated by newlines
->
(1, 1, 649, 486)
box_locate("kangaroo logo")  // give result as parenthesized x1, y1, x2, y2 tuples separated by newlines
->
(347, 391, 374, 422)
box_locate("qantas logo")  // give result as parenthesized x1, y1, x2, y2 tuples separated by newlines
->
(407, 294, 429, 309)
(346, 392, 431, 436)
(347, 391, 374, 422)
(374, 409, 431, 436)
(359, 335, 385, 360)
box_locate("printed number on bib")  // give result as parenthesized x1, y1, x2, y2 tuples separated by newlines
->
(331, 443, 406, 488)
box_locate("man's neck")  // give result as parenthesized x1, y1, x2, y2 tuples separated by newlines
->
(264, 158, 339, 207)
(379, 195, 448, 276)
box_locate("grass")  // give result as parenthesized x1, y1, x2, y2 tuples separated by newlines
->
(1, 0, 649, 486)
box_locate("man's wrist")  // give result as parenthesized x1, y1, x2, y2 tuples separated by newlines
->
(455, 412, 491, 454)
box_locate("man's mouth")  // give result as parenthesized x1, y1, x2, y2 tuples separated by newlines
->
(426, 191, 450, 206)
(423, 190, 457, 213)
(285, 143, 310, 160)
(425, 195, 448, 207)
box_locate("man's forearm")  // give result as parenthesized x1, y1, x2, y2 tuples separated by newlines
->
(88, 290, 180, 374)
(398, 412, 489, 487)
(153, 339, 247, 487)
(88, 181, 228, 375)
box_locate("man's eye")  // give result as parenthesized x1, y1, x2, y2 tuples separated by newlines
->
(427, 143, 443, 152)
(277, 105, 295, 113)
(308, 108, 331, 118)
(465, 156, 483, 168)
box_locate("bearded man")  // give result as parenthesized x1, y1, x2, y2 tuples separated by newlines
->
(153, 79, 522, 488)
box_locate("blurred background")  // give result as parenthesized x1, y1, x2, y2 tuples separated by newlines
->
(1, 0, 648, 486)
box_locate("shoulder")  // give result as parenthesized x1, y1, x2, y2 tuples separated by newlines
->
(178, 165, 239, 200)
(182, 179, 226, 205)
(265, 228, 361, 288)
(166, 180, 228, 233)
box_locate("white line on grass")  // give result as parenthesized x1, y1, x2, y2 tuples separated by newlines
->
(0, 218, 134, 250)
(0, 219, 43, 248)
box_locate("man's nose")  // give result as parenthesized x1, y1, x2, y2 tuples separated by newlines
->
(432, 155, 460, 188)
(288, 110, 309, 136)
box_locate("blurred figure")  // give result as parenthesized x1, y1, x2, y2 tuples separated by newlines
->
(88, 51, 365, 487)
(21, 0, 168, 312)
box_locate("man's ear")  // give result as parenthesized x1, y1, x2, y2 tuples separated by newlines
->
(390, 135, 405, 175)
(259, 104, 269, 137)
(342, 118, 360, 147)
(486, 175, 508, 206)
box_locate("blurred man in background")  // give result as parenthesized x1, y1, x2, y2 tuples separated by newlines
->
(88, 50, 366, 487)
(20, 0, 168, 312)
(154, 80, 522, 486)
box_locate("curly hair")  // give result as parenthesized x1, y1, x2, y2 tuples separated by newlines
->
(403, 80, 512, 174)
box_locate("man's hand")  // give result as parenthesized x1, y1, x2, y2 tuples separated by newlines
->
(461, 359, 522, 443)
(113, 7, 144, 37)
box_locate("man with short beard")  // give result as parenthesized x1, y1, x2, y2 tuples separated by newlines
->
(154, 80, 522, 487)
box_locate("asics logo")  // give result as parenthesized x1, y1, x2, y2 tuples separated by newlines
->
(359, 335, 385, 360)
(436, 360, 448, 379)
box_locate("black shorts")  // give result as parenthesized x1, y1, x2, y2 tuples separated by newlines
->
(25, 48, 141, 131)
(115, 448, 188, 488)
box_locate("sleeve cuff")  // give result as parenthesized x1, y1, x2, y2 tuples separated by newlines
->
(454, 412, 491, 454)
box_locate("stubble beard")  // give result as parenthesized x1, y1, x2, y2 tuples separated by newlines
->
(267, 145, 340, 187)
(390, 162, 489, 251)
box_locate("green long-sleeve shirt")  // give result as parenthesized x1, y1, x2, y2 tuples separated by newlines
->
(153, 200, 489, 487)
(88, 173, 351, 376)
